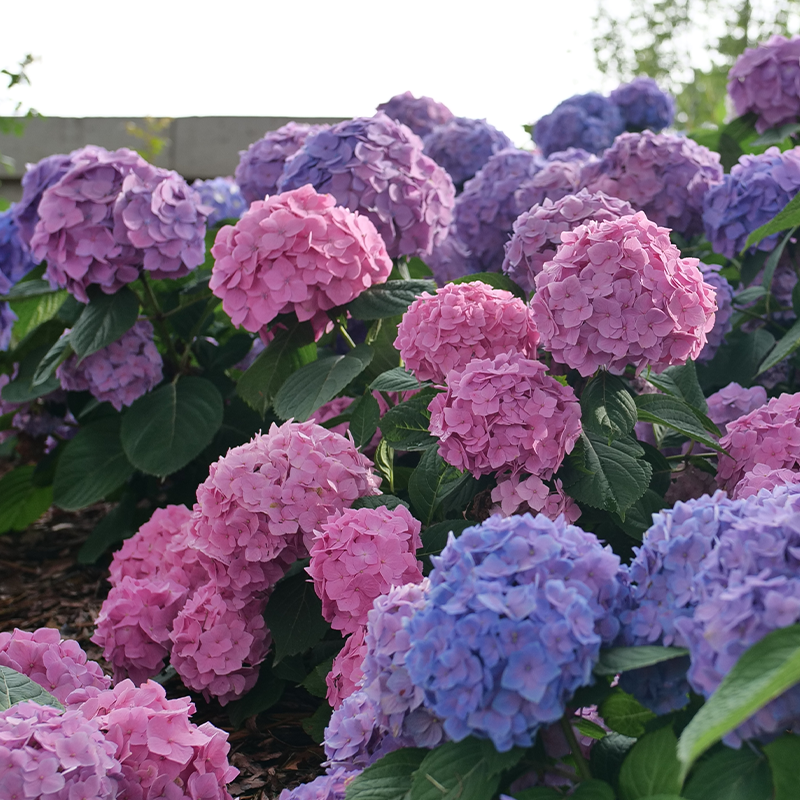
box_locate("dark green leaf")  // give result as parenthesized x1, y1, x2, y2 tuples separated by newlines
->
(9, 290, 68, 343)
(374, 439, 394, 491)
(379, 387, 439, 451)
(697, 328, 775, 391)
(600, 690, 657, 738)
(763, 734, 800, 800)
(57, 295, 84, 326)
(226, 663, 286, 728)
(419, 519, 473, 574)
(612, 489, 666, 540)
(449, 272, 526, 299)
(302, 703, 333, 744)
(683, 746, 772, 800)
(733, 285, 767, 305)
(364, 316, 403, 380)
(121, 377, 223, 477)
(1, 344, 60, 402)
(346, 280, 436, 320)
(619, 726, 681, 800)
(574, 718, 608, 740)
(0, 466, 53, 533)
(32, 335, 71, 387)
(646, 362, 707, 413)
(345, 747, 427, 800)
(509, 788, 562, 800)
(635, 394, 722, 452)
(595, 646, 690, 677)
(352, 495, 409, 511)
(349, 392, 381, 449)
(408, 447, 471, 525)
(273, 344, 374, 422)
(53, 416, 134, 510)
(570, 781, 616, 800)
(301, 658, 334, 699)
(745, 191, 800, 250)
(751, 121, 800, 146)
(0, 665, 64, 711)
(581, 372, 637, 441)
(739, 249, 768, 288)
(69, 286, 139, 361)
(199, 332, 254, 372)
(2, 279, 56, 300)
(370, 367, 427, 392)
(761, 228, 796, 294)
(77, 494, 147, 564)
(405, 257, 434, 279)
(590, 733, 637, 791)
(758, 316, 800, 374)
(639, 442, 672, 496)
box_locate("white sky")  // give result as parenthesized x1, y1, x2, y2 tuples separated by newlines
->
(2, 0, 613, 147)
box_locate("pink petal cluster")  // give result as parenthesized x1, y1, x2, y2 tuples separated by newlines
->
(56, 320, 163, 411)
(706, 382, 768, 434)
(394, 281, 540, 384)
(327, 628, 368, 709)
(502, 189, 635, 293)
(529, 212, 717, 377)
(717, 392, 800, 493)
(582, 131, 723, 237)
(490, 474, 581, 523)
(730, 464, 800, 499)
(0, 628, 110, 705)
(210, 185, 392, 340)
(0, 702, 122, 800)
(428, 352, 581, 478)
(308, 505, 423, 634)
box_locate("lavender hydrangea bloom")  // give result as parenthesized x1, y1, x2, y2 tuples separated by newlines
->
(533, 93, 624, 157)
(513, 150, 596, 215)
(454, 149, 542, 272)
(0, 303, 16, 351)
(235, 122, 328, 205)
(706, 382, 768, 433)
(404, 514, 628, 751)
(377, 91, 454, 138)
(610, 77, 675, 133)
(423, 118, 513, 188)
(278, 113, 455, 260)
(696, 262, 733, 363)
(57, 320, 163, 411)
(278, 768, 361, 800)
(425, 226, 473, 284)
(703, 147, 800, 258)
(191, 177, 248, 225)
(583, 131, 723, 238)
(0, 207, 36, 287)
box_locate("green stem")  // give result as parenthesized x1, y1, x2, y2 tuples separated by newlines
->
(560, 716, 592, 782)
(178, 295, 221, 372)
(139, 274, 180, 369)
(336, 320, 357, 350)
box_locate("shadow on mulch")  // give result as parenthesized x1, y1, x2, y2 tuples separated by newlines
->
(0, 503, 326, 799)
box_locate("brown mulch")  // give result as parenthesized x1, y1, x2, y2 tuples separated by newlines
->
(0, 503, 326, 799)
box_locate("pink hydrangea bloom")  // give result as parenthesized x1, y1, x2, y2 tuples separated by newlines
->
(428, 352, 581, 478)
(717, 392, 800, 493)
(57, 320, 163, 411)
(490, 474, 581, 523)
(209, 184, 392, 339)
(0, 702, 122, 800)
(706, 382, 768, 434)
(310, 396, 354, 437)
(308, 505, 423, 634)
(327, 628, 367, 709)
(0, 628, 110, 705)
(502, 189, 635, 293)
(731, 464, 800, 499)
(74, 679, 238, 800)
(394, 281, 540, 384)
(529, 212, 717, 377)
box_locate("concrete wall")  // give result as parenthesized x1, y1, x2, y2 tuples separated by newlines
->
(0, 115, 345, 203)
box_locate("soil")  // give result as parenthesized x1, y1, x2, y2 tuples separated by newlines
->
(0, 502, 327, 800)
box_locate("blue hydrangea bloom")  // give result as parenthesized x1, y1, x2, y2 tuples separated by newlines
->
(696, 263, 733, 363)
(610, 77, 675, 133)
(191, 177, 248, 226)
(404, 514, 628, 752)
(0, 206, 36, 290)
(533, 93, 624, 158)
(277, 767, 361, 800)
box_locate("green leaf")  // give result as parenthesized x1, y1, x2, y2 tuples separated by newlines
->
(9, 290, 68, 343)
(77, 494, 147, 564)
(581, 372, 637, 441)
(226, 663, 286, 729)
(120, 377, 223, 477)
(763, 734, 800, 800)
(418, 519, 472, 574)
(758, 316, 800, 374)
(408, 447, 471, 525)
(0, 466, 53, 534)
(745, 191, 800, 250)
(196, 332, 254, 373)
(600, 690, 657, 738)
(574, 717, 609, 740)
(374, 439, 395, 491)
(346, 280, 437, 320)
(0, 665, 64, 711)
(379, 387, 439, 451)
(612, 489, 666, 540)
(683, 746, 772, 800)
(509, 788, 562, 800)
(761, 228, 796, 294)
(595, 646, 690, 677)
(69, 286, 139, 361)
(302, 703, 333, 744)
(236, 321, 317, 415)
(405, 257, 434, 279)
(646, 362, 707, 413)
(370, 367, 427, 392)
(590, 732, 637, 790)
(448, 272, 526, 299)
(696, 328, 775, 391)
(300, 658, 334, 699)
(349, 392, 381, 449)
(751, 121, 800, 146)
(2, 279, 57, 300)
(53, 416, 134, 511)
(635, 394, 723, 453)
(32, 335, 71, 387)
(619, 726, 681, 800)
(352, 495, 409, 512)
(733, 285, 767, 305)
(560, 433, 652, 519)
(263, 571, 331, 663)
(273, 344, 374, 422)
(345, 747, 427, 800)
(410, 738, 524, 800)
(677, 623, 800, 781)
(570, 781, 617, 800)
(1, 344, 60, 402)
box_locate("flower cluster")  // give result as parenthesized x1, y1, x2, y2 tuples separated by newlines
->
(192, 177, 248, 225)
(706, 382, 767, 433)
(210, 184, 392, 339)
(702, 147, 800, 258)
(609, 77, 675, 133)
(728, 35, 800, 133)
(424, 225, 473, 284)
(278, 113, 455, 259)
(308, 505, 423, 634)
(490, 474, 581, 523)
(56, 320, 163, 411)
(731, 464, 800, 498)
(502, 189, 635, 292)
(0, 206, 36, 288)
(422, 118, 513, 188)
(278, 767, 359, 800)
(453, 149, 542, 272)
(376, 91, 454, 137)
(696, 262, 733, 363)
(404, 514, 627, 751)
(513, 149, 596, 215)
(0, 304, 14, 352)
(235, 122, 328, 205)
(529, 212, 717, 377)
(533, 93, 624, 157)
(327, 627, 368, 708)
(582, 131, 723, 238)
(395, 282, 540, 384)
(428, 352, 581, 478)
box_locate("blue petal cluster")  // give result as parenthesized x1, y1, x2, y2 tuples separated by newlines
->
(533, 93, 624, 158)
(696, 263, 733, 363)
(404, 514, 628, 751)
(191, 177, 248, 226)
(0, 206, 36, 289)
(610, 77, 675, 133)
(423, 118, 513, 189)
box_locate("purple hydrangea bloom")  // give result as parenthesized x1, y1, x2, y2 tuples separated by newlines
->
(278, 767, 361, 800)
(235, 122, 328, 206)
(706, 382, 768, 433)
(423, 118, 513, 188)
(191, 177, 248, 226)
(533, 93, 625, 157)
(583, 131, 723, 238)
(425, 225, 473, 284)
(728, 35, 800, 134)
(453, 149, 542, 272)
(610, 77, 675, 133)
(377, 91, 454, 138)
(0, 206, 36, 288)
(696, 262, 733, 363)
(703, 147, 800, 258)
(0, 303, 16, 351)
(404, 514, 628, 751)
(278, 113, 455, 260)
(57, 320, 163, 411)
(513, 150, 596, 216)
(502, 189, 635, 292)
